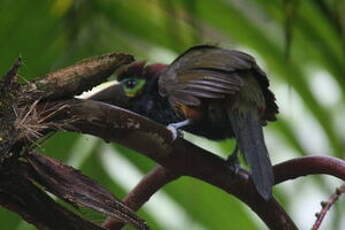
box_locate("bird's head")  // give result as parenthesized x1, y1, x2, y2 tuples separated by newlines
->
(89, 61, 178, 124)
(117, 61, 167, 99)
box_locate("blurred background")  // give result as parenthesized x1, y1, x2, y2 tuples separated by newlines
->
(1, 0, 345, 229)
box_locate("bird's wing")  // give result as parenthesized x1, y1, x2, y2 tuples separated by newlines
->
(159, 45, 255, 106)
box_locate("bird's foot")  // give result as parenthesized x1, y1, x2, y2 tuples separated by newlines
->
(166, 120, 191, 141)
(227, 155, 241, 175)
(227, 144, 240, 174)
(167, 124, 184, 141)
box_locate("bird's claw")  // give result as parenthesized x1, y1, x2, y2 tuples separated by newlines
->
(167, 124, 183, 141)
(227, 161, 241, 175)
(227, 154, 241, 175)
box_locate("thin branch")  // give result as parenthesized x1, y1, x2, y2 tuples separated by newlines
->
(311, 184, 345, 230)
(103, 166, 180, 230)
(123, 166, 179, 211)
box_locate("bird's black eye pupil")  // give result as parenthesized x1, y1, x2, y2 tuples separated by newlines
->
(125, 79, 136, 89)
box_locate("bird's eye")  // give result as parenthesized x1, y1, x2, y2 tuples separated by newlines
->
(124, 78, 137, 89)
(121, 78, 146, 97)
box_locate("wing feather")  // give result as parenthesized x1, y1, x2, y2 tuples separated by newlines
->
(158, 45, 278, 121)
(187, 80, 240, 91)
(174, 89, 226, 99)
(169, 69, 243, 100)
(184, 83, 237, 95)
(169, 93, 201, 106)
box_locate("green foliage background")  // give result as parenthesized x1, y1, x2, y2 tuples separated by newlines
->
(1, 0, 344, 229)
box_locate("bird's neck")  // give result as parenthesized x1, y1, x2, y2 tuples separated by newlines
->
(133, 78, 182, 125)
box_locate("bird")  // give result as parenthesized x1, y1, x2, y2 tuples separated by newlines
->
(89, 45, 279, 200)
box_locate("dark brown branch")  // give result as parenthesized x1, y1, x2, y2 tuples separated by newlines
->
(26, 152, 148, 230)
(103, 155, 345, 230)
(1, 56, 22, 91)
(311, 184, 345, 230)
(103, 166, 180, 230)
(51, 99, 298, 230)
(51, 99, 345, 229)
(23, 53, 134, 100)
(0, 167, 104, 230)
(0, 54, 140, 230)
(0, 58, 23, 163)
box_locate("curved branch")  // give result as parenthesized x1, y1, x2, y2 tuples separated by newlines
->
(51, 99, 298, 230)
(122, 166, 179, 211)
(274, 155, 345, 184)
(102, 156, 345, 230)
(42, 99, 345, 229)
(311, 184, 345, 230)
(102, 166, 180, 230)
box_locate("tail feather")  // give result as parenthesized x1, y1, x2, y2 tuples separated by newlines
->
(228, 110, 273, 200)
